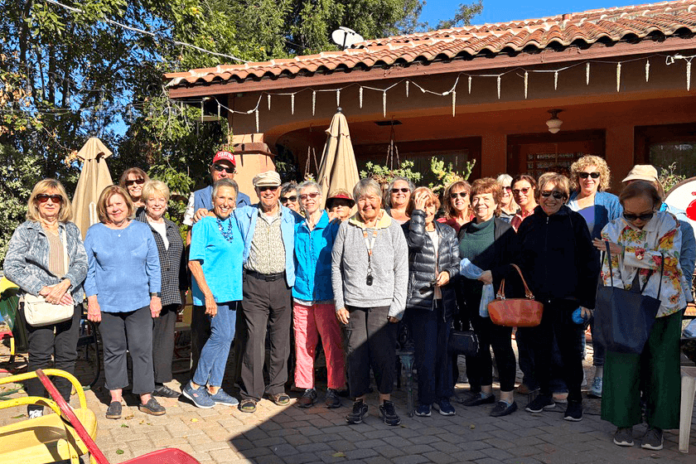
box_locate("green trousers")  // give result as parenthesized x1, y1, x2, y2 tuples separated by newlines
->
(601, 310, 682, 430)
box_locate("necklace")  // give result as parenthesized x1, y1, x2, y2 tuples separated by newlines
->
(217, 216, 234, 243)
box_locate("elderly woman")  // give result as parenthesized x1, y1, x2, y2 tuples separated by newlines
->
(4, 179, 88, 419)
(326, 189, 355, 222)
(183, 179, 244, 408)
(596, 181, 685, 450)
(385, 176, 414, 224)
(332, 178, 408, 426)
(437, 181, 472, 234)
(136, 180, 187, 398)
(293, 181, 345, 408)
(280, 182, 300, 213)
(458, 178, 519, 417)
(568, 155, 622, 397)
(496, 174, 518, 222)
(511, 174, 538, 232)
(404, 187, 460, 417)
(517, 173, 599, 422)
(84, 186, 164, 419)
(119, 167, 150, 211)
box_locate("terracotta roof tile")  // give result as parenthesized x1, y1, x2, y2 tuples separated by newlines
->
(166, 0, 696, 88)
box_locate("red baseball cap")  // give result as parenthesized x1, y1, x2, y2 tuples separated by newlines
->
(212, 150, 236, 166)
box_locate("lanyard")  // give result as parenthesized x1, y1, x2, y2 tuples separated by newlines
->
(363, 229, 378, 284)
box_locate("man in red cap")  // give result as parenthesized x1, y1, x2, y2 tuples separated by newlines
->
(184, 150, 250, 373)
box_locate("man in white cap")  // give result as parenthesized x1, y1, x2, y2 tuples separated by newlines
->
(234, 171, 302, 413)
(622, 165, 695, 307)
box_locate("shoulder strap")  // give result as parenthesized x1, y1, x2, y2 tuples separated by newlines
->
(497, 263, 534, 300)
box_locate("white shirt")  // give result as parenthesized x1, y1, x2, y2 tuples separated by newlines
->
(147, 218, 169, 250)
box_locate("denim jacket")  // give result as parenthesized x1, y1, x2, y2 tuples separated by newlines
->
(293, 211, 340, 302)
(568, 190, 623, 239)
(4, 221, 88, 302)
(660, 203, 696, 303)
(234, 203, 303, 287)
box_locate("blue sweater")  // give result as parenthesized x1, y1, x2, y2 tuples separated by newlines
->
(568, 190, 622, 240)
(84, 221, 161, 313)
(293, 211, 340, 302)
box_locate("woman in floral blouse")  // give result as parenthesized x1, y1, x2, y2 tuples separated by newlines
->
(594, 181, 685, 451)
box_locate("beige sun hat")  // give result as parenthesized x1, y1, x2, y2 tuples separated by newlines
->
(253, 171, 282, 188)
(622, 165, 658, 184)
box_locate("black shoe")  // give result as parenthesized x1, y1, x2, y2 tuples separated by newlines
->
(641, 427, 663, 450)
(153, 384, 181, 398)
(490, 401, 518, 417)
(106, 401, 122, 420)
(325, 389, 341, 409)
(379, 400, 401, 426)
(563, 401, 583, 422)
(463, 393, 495, 407)
(298, 389, 318, 408)
(139, 398, 166, 416)
(613, 427, 634, 447)
(346, 400, 368, 424)
(525, 394, 555, 413)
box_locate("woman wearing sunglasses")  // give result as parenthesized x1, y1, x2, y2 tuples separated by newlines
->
(385, 176, 414, 225)
(5, 179, 88, 419)
(437, 181, 472, 234)
(593, 181, 685, 450)
(516, 172, 599, 423)
(510, 174, 537, 232)
(119, 167, 150, 213)
(567, 156, 622, 398)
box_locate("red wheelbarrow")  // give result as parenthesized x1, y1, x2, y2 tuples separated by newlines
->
(35, 369, 200, 464)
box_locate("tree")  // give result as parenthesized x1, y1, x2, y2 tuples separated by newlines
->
(436, 1, 483, 29)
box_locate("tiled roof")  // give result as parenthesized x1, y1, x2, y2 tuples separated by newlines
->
(165, 0, 696, 89)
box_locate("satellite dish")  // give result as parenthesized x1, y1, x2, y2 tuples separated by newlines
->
(331, 27, 364, 49)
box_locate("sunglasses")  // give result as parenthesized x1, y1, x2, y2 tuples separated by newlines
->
(578, 172, 600, 179)
(281, 195, 298, 203)
(213, 164, 235, 174)
(125, 178, 145, 186)
(450, 192, 468, 199)
(623, 211, 654, 222)
(540, 191, 566, 200)
(512, 187, 531, 195)
(503, 186, 512, 192)
(258, 186, 278, 192)
(391, 188, 410, 194)
(299, 192, 320, 201)
(36, 194, 63, 203)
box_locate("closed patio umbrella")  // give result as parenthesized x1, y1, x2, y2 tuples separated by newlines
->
(317, 110, 360, 209)
(72, 137, 113, 239)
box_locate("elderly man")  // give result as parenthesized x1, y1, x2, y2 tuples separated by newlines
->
(235, 171, 302, 413)
(184, 150, 251, 373)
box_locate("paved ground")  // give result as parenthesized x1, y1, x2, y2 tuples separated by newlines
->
(1, 334, 695, 464)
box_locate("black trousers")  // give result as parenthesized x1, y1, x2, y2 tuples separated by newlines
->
(152, 304, 178, 384)
(240, 273, 292, 401)
(344, 305, 397, 398)
(100, 306, 155, 395)
(25, 305, 81, 401)
(451, 288, 479, 392)
(190, 304, 211, 374)
(521, 301, 584, 403)
(470, 313, 517, 392)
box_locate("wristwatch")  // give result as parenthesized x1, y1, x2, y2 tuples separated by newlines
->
(150, 292, 161, 297)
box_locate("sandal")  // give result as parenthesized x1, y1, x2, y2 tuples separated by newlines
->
(268, 393, 290, 406)
(239, 399, 257, 414)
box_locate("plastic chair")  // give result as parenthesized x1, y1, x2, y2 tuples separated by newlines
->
(35, 369, 200, 464)
(679, 365, 696, 453)
(0, 369, 97, 464)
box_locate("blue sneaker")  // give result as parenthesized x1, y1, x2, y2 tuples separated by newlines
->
(209, 388, 239, 407)
(415, 404, 431, 417)
(434, 398, 456, 416)
(588, 377, 603, 398)
(182, 382, 215, 409)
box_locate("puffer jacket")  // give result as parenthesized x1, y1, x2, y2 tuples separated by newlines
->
(402, 210, 460, 316)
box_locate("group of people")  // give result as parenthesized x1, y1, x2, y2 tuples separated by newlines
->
(4, 151, 694, 451)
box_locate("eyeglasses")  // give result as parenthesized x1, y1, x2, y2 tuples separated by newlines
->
(512, 187, 531, 195)
(213, 164, 235, 174)
(578, 172, 600, 179)
(450, 192, 468, 199)
(623, 211, 654, 222)
(503, 186, 512, 192)
(281, 195, 298, 203)
(125, 178, 145, 186)
(36, 194, 63, 203)
(391, 188, 410, 194)
(299, 192, 320, 201)
(540, 191, 566, 200)
(258, 186, 279, 192)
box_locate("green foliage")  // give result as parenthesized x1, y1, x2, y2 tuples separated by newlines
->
(360, 160, 422, 186)
(658, 162, 687, 194)
(436, 1, 483, 29)
(429, 157, 476, 194)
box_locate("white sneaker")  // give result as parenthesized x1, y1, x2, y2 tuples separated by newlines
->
(28, 407, 43, 419)
(588, 377, 602, 398)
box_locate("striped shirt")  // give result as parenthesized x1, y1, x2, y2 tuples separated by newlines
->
(245, 209, 286, 275)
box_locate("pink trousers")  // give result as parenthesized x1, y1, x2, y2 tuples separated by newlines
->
(293, 302, 346, 390)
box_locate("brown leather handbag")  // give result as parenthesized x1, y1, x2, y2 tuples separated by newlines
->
(487, 264, 544, 327)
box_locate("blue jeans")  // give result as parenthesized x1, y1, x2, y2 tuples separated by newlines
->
(192, 302, 237, 387)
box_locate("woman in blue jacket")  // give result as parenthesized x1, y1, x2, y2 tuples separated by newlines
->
(568, 155, 622, 399)
(293, 181, 345, 408)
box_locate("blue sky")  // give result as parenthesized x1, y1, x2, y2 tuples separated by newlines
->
(421, 0, 643, 26)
